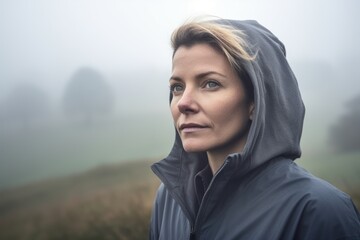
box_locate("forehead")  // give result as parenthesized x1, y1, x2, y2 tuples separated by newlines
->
(172, 43, 231, 74)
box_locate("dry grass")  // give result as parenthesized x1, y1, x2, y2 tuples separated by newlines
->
(0, 160, 359, 240)
(0, 160, 159, 240)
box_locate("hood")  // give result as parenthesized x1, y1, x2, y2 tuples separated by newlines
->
(151, 19, 305, 221)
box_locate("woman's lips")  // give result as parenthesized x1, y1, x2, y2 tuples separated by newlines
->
(179, 123, 208, 133)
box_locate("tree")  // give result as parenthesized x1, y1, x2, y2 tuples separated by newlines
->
(3, 83, 50, 128)
(329, 94, 360, 152)
(63, 67, 114, 123)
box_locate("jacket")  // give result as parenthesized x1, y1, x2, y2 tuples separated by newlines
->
(149, 20, 360, 240)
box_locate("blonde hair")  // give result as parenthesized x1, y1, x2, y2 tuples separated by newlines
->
(171, 20, 255, 102)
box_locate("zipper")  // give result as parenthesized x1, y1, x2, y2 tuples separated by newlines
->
(190, 159, 231, 239)
(189, 226, 196, 240)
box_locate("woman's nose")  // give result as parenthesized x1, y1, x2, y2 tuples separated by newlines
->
(177, 88, 198, 114)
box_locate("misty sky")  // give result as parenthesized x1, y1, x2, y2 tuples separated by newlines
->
(1, 0, 359, 108)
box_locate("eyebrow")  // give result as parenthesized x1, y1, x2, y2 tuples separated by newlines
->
(169, 71, 226, 81)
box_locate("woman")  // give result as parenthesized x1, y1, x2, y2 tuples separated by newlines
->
(149, 19, 360, 240)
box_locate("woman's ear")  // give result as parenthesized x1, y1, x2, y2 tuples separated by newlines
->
(249, 102, 255, 121)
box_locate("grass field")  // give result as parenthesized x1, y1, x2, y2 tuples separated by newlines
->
(0, 115, 173, 190)
(0, 154, 359, 240)
(0, 160, 159, 240)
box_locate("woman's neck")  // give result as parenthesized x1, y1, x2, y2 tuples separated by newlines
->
(207, 152, 227, 175)
(206, 139, 247, 175)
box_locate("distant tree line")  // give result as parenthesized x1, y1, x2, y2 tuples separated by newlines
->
(0, 67, 114, 128)
(1, 66, 360, 153)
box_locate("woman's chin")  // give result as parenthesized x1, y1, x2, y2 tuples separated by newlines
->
(182, 142, 208, 153)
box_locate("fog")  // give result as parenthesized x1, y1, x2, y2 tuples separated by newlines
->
(1, 0, 359, 190)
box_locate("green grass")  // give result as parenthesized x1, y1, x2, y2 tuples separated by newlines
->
(298, 151, 360, 207)
(0, 114, 173, 190)
(299, 151, 360, 185)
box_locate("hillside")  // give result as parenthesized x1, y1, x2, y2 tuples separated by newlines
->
(0, 154, 359, 240)
(0, 160, 159, 240)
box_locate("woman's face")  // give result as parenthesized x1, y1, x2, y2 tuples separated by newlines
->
(170, 43, 253, 155)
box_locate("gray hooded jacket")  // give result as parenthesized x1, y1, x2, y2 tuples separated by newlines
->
(150, 20, 360, 240)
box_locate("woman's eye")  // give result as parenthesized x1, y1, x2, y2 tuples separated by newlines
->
(170, 84, 184, 93)
(204, 81, 220, 89)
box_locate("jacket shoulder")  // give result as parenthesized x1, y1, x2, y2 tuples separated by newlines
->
(289, 163, 360, 239)
(149, 184, 190, 240)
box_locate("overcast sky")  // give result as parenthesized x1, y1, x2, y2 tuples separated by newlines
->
(0, 0, 359, 112)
